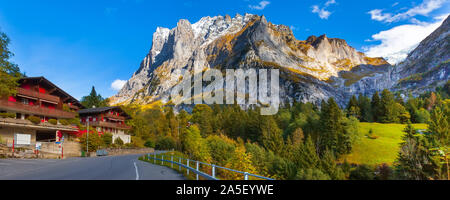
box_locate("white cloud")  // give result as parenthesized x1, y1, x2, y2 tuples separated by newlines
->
(312, 5, 332, 19)
(111, 79, 127, 91)
(325, 0, 336, 6)
(312, 0, 337, 19)
(249, 1, 271, 10)
(364, 15, 447, 64)
(368, 0, 447, 23)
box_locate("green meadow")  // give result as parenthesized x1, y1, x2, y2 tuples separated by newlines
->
(342, 123, 428, 166)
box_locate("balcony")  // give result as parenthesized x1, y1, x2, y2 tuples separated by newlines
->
(0, 99, 76, 119)
(88, 121, 132, 130)
(17, 87, 60, 103)
(67, 104, 79, 110)
(104, 113, 126, 120)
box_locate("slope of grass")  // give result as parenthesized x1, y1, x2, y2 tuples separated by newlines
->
(342, 123, 428, 166)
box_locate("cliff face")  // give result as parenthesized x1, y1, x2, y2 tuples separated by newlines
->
(111, 14, 449, 107)
(391, 15, 450, 95)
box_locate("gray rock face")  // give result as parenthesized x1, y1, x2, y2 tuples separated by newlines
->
(111, 14, 449, 108)
(391, 15, 450, 95)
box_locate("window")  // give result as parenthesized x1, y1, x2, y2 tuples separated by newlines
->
(21, 98, 29, 105)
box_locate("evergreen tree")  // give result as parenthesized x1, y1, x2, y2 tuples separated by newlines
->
(297, 136, 320, 169)
(358, 94, 373, 122)
(320, 149, 345, 180)
(371, 92, 382, 122)
(319, 98, 343, 155)
(261, 116, 285, 155)
(395, 123, 441, 180)
(346, 95, 360, 118)
(0, 31, 22, 98)
(406, 93, 419, 123)
(80, 86, 109, 108)
(191, 104, 214, 137)
(395, 93, 405, 106)
(428, 106, 449, 145)
(380, 89, 397, 123)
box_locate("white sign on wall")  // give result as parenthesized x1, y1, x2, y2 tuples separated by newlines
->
(36, 142, 42, 150)
(15, 133, 31, 145)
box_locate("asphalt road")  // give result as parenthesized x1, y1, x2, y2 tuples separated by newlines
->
(0, 153, 186, 180)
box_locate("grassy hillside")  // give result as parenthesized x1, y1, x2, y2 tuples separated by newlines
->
(342, 123, 428, 166)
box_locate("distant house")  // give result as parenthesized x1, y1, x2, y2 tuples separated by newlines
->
(78, 106, 132, 144)
(0, 76, 83, 146)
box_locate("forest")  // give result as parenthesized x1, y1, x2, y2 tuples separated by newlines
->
(121, 85, 449, 180)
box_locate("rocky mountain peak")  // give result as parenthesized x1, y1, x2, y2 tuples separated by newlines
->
(112, 14, 448, 108)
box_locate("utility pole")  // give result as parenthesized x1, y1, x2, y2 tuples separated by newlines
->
(86, 116, 90, 156)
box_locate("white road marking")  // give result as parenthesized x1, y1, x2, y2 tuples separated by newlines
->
(134, 162, 139, 180)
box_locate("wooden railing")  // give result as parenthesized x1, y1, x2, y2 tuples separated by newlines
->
(0, 99, 76, 119)
(104, 113, 126, 120)
(17, 87, 60, 103)
(89, 121, 131, 130)
(67, 104, 79, 110)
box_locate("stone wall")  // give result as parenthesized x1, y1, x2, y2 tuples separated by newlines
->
(40, 141, 81, 158)
(0, 126, 36, 146)
(103, 148, 154, 156)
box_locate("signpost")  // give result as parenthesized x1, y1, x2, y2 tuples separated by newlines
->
(35, 142, 41, 155)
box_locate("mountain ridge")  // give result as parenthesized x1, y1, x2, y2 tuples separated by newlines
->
(110, 14, 449, 107)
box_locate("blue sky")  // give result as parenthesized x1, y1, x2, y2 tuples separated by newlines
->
(0, 0, 448, 100)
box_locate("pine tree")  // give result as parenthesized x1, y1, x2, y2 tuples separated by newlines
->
(380, 89, 397, 123)
(358, 94, 373, 122)
(81, 86, 108, 108)
(320, 149, 345, 180)
(371, 92, 382, 122)
(428, 106, 449, 145)
(395, 123, 441, 180)
(319, 98, 344, 154)
(346, 95, 360, 118)
(261, 116, 284, 155)
(297, 136, 320, 169)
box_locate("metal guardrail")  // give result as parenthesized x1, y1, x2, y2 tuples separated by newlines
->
(144, 153, 274, 180)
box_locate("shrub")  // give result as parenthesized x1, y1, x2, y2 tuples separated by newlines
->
(414, 108, 430, 123)
(144, 140, 155, 148)
(206, 134, 236, 166)
(182, 125, 210, 161)
(269, 156, 297, 180)
(59, 119, 70, 126)
(349, 165, 375, 180)
(114, 137, 124, 146)
(375, 163, 393, 180)
(102, 133, 113, 147)
(155, 136, 176, 150)
(131, 136, 145, 148)
(0, 112, 16, 118)
(296, 168, 331, 180)
(79, 131, 104, 152)
(27, 116, 41, 124)
(367, 129, 379, 139)
(48, 119, 57, 125)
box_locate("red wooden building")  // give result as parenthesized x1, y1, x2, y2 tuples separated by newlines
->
(78, 106, 132, 144)
(0, 77, 83, 146)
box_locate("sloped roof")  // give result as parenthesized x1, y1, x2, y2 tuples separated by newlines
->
(78, 106, 131, 119)
(19, 76, 83, 108)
